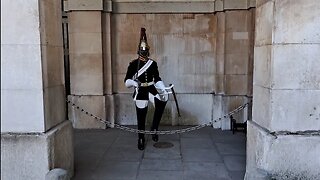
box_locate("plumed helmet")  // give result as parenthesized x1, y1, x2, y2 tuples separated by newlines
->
(137, 28, 150, 57)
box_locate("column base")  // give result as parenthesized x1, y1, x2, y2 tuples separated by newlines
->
(1, 121, 74, 180)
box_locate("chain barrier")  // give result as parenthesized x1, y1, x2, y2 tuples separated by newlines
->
(67, 99, 251, 135)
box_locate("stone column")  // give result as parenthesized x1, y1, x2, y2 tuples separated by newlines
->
(1, 0, 73, 179)
(102, 1, 115, 127)
(214, 9, 255, 129)
(246, 0, 320, 179)
(66, 0, 106, 129)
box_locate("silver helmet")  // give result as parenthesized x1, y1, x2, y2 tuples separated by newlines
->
(137, 28, 150, 57)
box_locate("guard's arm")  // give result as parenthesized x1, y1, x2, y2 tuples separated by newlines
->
(124, 62, 139, 88)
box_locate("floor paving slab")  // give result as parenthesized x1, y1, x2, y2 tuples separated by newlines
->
(137, 170, 183, 180)
(140, 159, 183, 171)
(215, 143, 246, 155)
(228, 170, 246, 180)
(183, 162, 231, 180)
(223, 156, 246, 171)
(92, 161, 140, 180)
(101, 146, 144, 161)
(181, 137, 215, 149)
(72, 127, 246, 180)
(182, 148, 223, 162)
(143, 140, 182, 160)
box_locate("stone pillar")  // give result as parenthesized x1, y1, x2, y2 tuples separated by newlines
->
(102, 1, 115, 127)
(1, 0, 73, 179)
(66, 0, 106, 129)
(214, 9, 255, 129)
(246, 0, 320, 179)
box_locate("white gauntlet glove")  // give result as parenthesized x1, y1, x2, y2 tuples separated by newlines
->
(155, 81, 167, 94)
(125, 79, 139, 88)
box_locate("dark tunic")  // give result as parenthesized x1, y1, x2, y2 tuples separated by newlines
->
(124, 59, 162, 100)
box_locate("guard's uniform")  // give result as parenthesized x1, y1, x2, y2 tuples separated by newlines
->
(124, 27, 168, 150)
(124, 58, 168, 147)
(124, 59, 161, 100)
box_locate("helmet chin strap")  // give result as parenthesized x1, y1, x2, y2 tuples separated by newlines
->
(139, 55, 148, 61)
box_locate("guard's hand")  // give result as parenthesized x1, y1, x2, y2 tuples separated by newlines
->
(125, 79, 139, 88)
(155, 81, 166, 91)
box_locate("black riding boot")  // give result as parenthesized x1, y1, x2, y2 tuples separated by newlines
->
(151, 98, 167, 142)
(136, 106, 148, 150)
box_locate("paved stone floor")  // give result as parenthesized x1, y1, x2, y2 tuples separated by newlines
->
(72, 126, 246, 180)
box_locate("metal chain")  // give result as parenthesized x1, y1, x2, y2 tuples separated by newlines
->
(67, 99, 251, 135)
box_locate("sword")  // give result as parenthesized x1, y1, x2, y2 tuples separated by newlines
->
(169, 84, 181, 117)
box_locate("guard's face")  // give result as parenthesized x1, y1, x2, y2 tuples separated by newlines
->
(139, 41, 150, 57)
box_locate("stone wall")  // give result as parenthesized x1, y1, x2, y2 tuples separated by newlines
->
(246, 0, 320, 179)
(111, 11, 254, 128)
(65, 0, 255, 129)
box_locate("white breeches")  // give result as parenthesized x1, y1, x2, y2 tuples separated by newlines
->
(135, 93, 168, 109)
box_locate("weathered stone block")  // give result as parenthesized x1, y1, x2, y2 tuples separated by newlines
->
(1, 133, 49, 180)
(246, 121, 320, 179)
(1, 89, 45, 132)
(225, 32, 250, 54)
(225, 75, 248, 95)
(1, 121, 74, 180)
(226, 10, 251, 32)
(68, 11, 102, 33)
(151, 14, 183, 34)
(216, 54, 225, 75)
(48, 121, 74, 177)
(273, 0, 320, 44)
(68, 95, 106, 129)
(114, 94, 138, 125)
(183, 14, 215, 35)
(105, 95, 115, 127)
(176, 94, 213, 125)
(39, 0, 63, 46)
(214, 75, 225, 94)
(70, 53, 103, 95)
(252, 85, 272, 130)
(67, 0, 103, 11)
(44, 85, 66, 131)
(41, 45, 64, 88)
(271, 89, 320, 132)
(1, 0, 41, 45)
(224, 0, 249, 9)
(112, 1, 216, 13)
(255, 0, 273, 46)
(112, 14, 146, 34)
(69, 33, 102, 54)
(1, 44, 42, 90)
(253, 86, 320, 132)
(225, 53, 249, 75)
(272, 44, 320, 90)
(216, 33, 225, 55)
(216, 12, 226, 33)
(253, 45, 272, 88)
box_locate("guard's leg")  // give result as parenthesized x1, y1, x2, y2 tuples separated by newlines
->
(135, 100, 148, 150)
(151, 97, 167, 142)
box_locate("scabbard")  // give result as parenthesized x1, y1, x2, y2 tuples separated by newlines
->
(170, 84, 181, 117)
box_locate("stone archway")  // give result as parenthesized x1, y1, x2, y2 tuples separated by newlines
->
(65, 0, 255, 131)
(2, 0, 319, 179)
